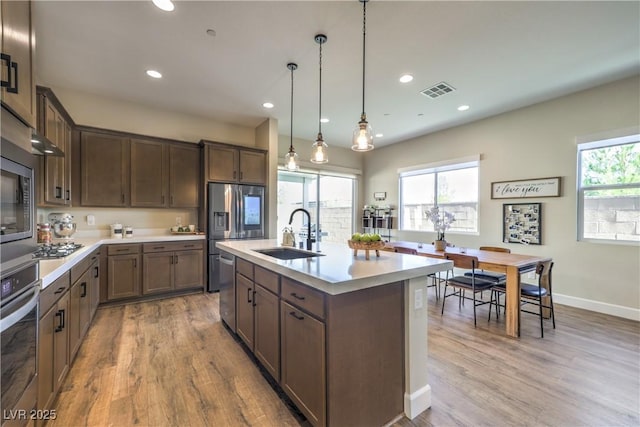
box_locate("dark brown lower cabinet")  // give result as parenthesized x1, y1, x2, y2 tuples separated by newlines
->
(68, 268, 92, 360)
(38, 273, 70, 414)
(280, 300, 326, 427)
(254, 285, 280, 380)
(142, 242, 204, 295)
(89, 258, 100, 320)
(106, 244, 142, 301)
(235, 272, 254, 348)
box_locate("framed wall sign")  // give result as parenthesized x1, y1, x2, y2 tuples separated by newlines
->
(503, 203, 541, 245)
(491, 177, 561, 199)
(373, 192, 386, 201)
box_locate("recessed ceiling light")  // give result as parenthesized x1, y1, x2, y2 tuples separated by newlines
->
(417, 113, 424, 116)
(152, 0, 175, 12)
(375, 133, 383, 138)
(458, 105, 470, 111)
(43, 149, 54, 154)
(263, 102, 274, 109)
(206, 29, 216, 37)
(146, 70, 162, 79)
(399, 74, 413, 83)
(384, 113, 391, 116)
(31, 138, 40, 143)
(320, 118, 329, 123)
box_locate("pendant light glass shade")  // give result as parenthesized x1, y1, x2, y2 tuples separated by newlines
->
(311, 34, 328, 164)
(352, 0, 374, 152)
(285, 62, 299, 171)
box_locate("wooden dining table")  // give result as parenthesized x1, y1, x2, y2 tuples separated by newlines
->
(383, 241, 552, 338)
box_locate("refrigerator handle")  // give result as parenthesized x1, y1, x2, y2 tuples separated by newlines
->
(236, 187, 243, 238)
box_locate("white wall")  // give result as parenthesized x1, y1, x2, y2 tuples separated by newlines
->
(363, 75, 640, 319)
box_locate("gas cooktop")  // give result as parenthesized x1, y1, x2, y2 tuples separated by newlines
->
(33, 242, 83, 259)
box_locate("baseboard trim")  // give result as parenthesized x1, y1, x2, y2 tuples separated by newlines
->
(404, 384, 431, 420)
(554, 293, 640, 321)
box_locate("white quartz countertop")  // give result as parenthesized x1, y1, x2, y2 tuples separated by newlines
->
(39, 234, 205, 289)
(217, 239, 453, 295)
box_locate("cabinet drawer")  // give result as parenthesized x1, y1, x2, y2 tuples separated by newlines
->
(107, 244, 141, 256)
(236, 258, 254, 280)
(254, 266, 279, 295)
(281, 277, 325, 320)
(40, 271, 70, 316)
(143, 240, 204, 253)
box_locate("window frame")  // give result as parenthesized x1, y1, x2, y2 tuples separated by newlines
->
(576, 133, 640, 244)
(398, 157, 479, 235)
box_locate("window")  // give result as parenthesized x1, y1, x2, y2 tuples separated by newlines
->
(577, 134, 640, 242)
(399, 158, 479, 234)
(278, 170, 356, 244)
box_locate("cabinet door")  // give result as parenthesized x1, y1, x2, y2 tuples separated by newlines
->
(42, 99, 66, 205)
(81, 132, 129, 206)
(0, 0, 36, 128)
(78, 269, 91, 339)
(53, 292, 70, 392)
(280, 301, 326, 427)
(89, 259, 100, 320)
(239, 150, 266, 184)
(235, 273, 254, 349)
(37, 305, 55, 412)
(254, 285, 280, 381)
(63, 121, 72, 204)
(173, 249, 203, 289)
(142, 251, 173, 294)
(107, 254, 141, 300)
(68, 279, 81, 360)
(131, 139, 168, 207)
(208, 145, 238, 182)
(169, 144, 199, 207)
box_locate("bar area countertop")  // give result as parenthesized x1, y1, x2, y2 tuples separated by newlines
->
(216, 239, 452, 295)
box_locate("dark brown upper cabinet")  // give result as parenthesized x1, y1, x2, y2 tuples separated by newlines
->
(206, 143, 266, 185)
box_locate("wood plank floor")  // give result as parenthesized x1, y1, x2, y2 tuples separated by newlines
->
(50, 291, 640, 427)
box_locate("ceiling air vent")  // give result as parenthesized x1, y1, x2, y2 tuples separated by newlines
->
(420, 81, 456, 99)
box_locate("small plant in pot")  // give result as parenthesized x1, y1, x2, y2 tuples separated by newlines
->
(426, 206, 455, 250)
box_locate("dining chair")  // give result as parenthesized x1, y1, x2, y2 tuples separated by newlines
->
(464, 246, 510, 283)
(394, 246, 441, 300)
(441, 254, 495, 326)
(489, 260, 556, 337)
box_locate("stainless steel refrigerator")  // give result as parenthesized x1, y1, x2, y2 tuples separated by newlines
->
(207, 183, 265, 294)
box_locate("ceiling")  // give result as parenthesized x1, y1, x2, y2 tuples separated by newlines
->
(33, 1, 640, 149)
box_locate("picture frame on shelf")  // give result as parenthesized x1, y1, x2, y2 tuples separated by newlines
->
(503, 202, 541, 245)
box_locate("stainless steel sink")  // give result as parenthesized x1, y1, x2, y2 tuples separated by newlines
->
(253, 247, 324, 260)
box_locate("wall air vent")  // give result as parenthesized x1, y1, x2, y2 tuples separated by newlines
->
(420, 82, 456, 99)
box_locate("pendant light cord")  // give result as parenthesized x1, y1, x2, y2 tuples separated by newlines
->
(290, 65, 294, 151)
(361, 0, 367, 117)
(318, 39, 323, 135)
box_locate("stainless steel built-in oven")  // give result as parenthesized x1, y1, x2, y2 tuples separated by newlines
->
(0, 259, 39, 426)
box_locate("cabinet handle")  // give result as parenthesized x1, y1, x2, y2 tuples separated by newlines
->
(290, 292, 306, 301)
(8, 61, 17, 94)
(153, 246, 165, 250)
(94, 266, 99, 278)
(116, 248, 128, 252)
(55, 186, 62, 199)
(66, 190, 70, 201)
(247, 288, 252, 303)
(184, 244, 194, 248)
(289, 311, 304, 320)
(80, 282, 87, 298)
(170, 195, 174, 205)
(54, 310, 64, 332)
(121, 194, 125, 203)
(233, 171, 237, 179)
(161, 195, 165, 204)
(133, 259, 137, 268)
(239, 171, 243, 180)
(54, 286, 66, 295)
(252, 290, 256, 307)
(0, 53, 11, 89)
(174, 255, 179, 264)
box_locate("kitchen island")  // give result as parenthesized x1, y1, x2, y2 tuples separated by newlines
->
(217, 239, 453, 426)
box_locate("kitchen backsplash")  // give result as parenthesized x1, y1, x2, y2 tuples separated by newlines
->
(37, 207, 199, 236)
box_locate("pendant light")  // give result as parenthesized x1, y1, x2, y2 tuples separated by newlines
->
(352, 0, 374, 152)
(284, 62, 299, 171)
(311, 34, 328, 164)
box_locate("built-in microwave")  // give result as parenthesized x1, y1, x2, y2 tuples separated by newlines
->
(0, 155, 33, 244)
